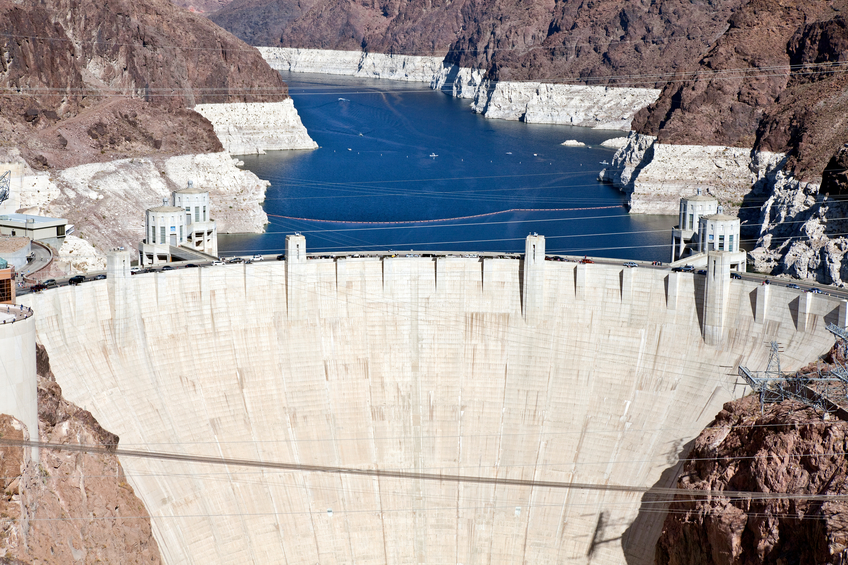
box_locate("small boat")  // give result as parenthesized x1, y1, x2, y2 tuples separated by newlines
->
(429, 153, 438, 158)
(600, 160, 610, 165)
(338, 97, 349, 101)
(506, 152, 512, 155)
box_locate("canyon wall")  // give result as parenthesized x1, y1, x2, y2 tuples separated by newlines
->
(21, 248, 838, 565)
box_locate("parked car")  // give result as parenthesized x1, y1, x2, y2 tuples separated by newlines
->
(184, 263, 199, 268)
(211, 261, 225, 266)
(161, 265, 174, 271)
(252, 255, 264, 261)
(696, 269, 707, 275)
(786, 283, 800, 289)
(227, 257, 244, 264)
(731, 273, 742, 280)
(809, 288, 824, 294)
(68, 275, 85, 285)
(93, 274, 107, 280)
(42, 279, 57, 287)
(623, 261, 638, 268)
(580, 257, 594, 264)
(276, 254, 286, 261)
(680, 265, 695, 273)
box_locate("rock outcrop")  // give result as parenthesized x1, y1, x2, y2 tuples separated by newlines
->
(748, 145, 848, 286)
(655, 346, 848, 564)
(0, 347, 161, 564)
(193, 100, 317, 154)
(599, 133, 782, 215)
(260, 46, 446, 81)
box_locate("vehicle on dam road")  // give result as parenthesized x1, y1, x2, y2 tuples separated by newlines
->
(68, 275, 85, 286)
(623, 261, 638, 268)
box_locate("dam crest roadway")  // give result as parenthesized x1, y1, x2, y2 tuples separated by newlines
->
(19, 235, 841, 565)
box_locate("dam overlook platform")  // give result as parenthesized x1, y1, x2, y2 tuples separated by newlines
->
(18, 235, 842, 564)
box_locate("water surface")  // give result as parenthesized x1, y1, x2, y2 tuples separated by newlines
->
(220, 72, 674, 260)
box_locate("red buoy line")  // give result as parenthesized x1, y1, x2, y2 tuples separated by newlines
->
(267, 205, 622, 225)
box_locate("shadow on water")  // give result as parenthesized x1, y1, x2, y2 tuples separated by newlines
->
(620, 438, 696, 564)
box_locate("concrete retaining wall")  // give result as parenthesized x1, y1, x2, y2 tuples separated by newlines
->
(20, 254, 837, 565)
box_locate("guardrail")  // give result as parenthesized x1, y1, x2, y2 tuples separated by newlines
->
(0, 303, 33, 325)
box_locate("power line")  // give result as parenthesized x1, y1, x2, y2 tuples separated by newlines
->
(3, 437, 845, 503)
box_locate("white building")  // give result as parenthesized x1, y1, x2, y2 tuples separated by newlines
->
(139, 182, 219, 266)
(0, 213, 67, 249)
(174, 182, 217, 257)
(670, 189, 717, 261)
(697, 208, 746, 272)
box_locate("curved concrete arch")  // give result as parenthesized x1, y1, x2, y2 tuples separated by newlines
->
(21, 244, 837, 565)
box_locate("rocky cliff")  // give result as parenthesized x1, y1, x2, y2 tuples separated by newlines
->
(655, 346, 848, 565)
(0, 0, 289, 170)
(213, 0, 747, 88)
(0, 346, 161, 564)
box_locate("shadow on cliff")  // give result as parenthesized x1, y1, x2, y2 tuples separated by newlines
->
(620, 438, 695, 565)
(437, 65, 459, 94)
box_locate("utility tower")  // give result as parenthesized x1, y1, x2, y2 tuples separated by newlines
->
(0, 170, 9, 205)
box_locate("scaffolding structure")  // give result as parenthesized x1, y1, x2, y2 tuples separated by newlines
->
(738, 328, 848, 417)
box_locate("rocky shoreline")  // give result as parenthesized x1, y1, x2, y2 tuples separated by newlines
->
(260, 47, 660, 131)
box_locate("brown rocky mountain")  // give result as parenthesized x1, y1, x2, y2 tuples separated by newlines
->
(212, 0, 748, 85)
(633, 0, 848, 180)
(0, 346, 161, 564)
(0, 0, 288, 169)
(655, 346, 848, 564)
(171, 0, 235, 13)
(209, 0, 848, 181)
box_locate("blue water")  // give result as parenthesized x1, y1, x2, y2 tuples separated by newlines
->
(218, 72, 675, 259)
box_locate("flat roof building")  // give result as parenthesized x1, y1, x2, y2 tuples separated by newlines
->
(0, 213, 67, 249)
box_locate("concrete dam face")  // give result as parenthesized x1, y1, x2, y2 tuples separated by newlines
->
(21, 237, 838, 565)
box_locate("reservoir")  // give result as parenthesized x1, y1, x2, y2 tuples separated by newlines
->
(220, 72, 675, 260)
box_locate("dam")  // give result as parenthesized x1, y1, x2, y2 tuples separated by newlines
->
(15, 235, 841, 564)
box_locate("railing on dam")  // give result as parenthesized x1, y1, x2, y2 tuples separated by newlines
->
(0, 303, 33, 325)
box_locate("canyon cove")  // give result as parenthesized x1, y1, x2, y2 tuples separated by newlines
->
(219, 72, 675, 260)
